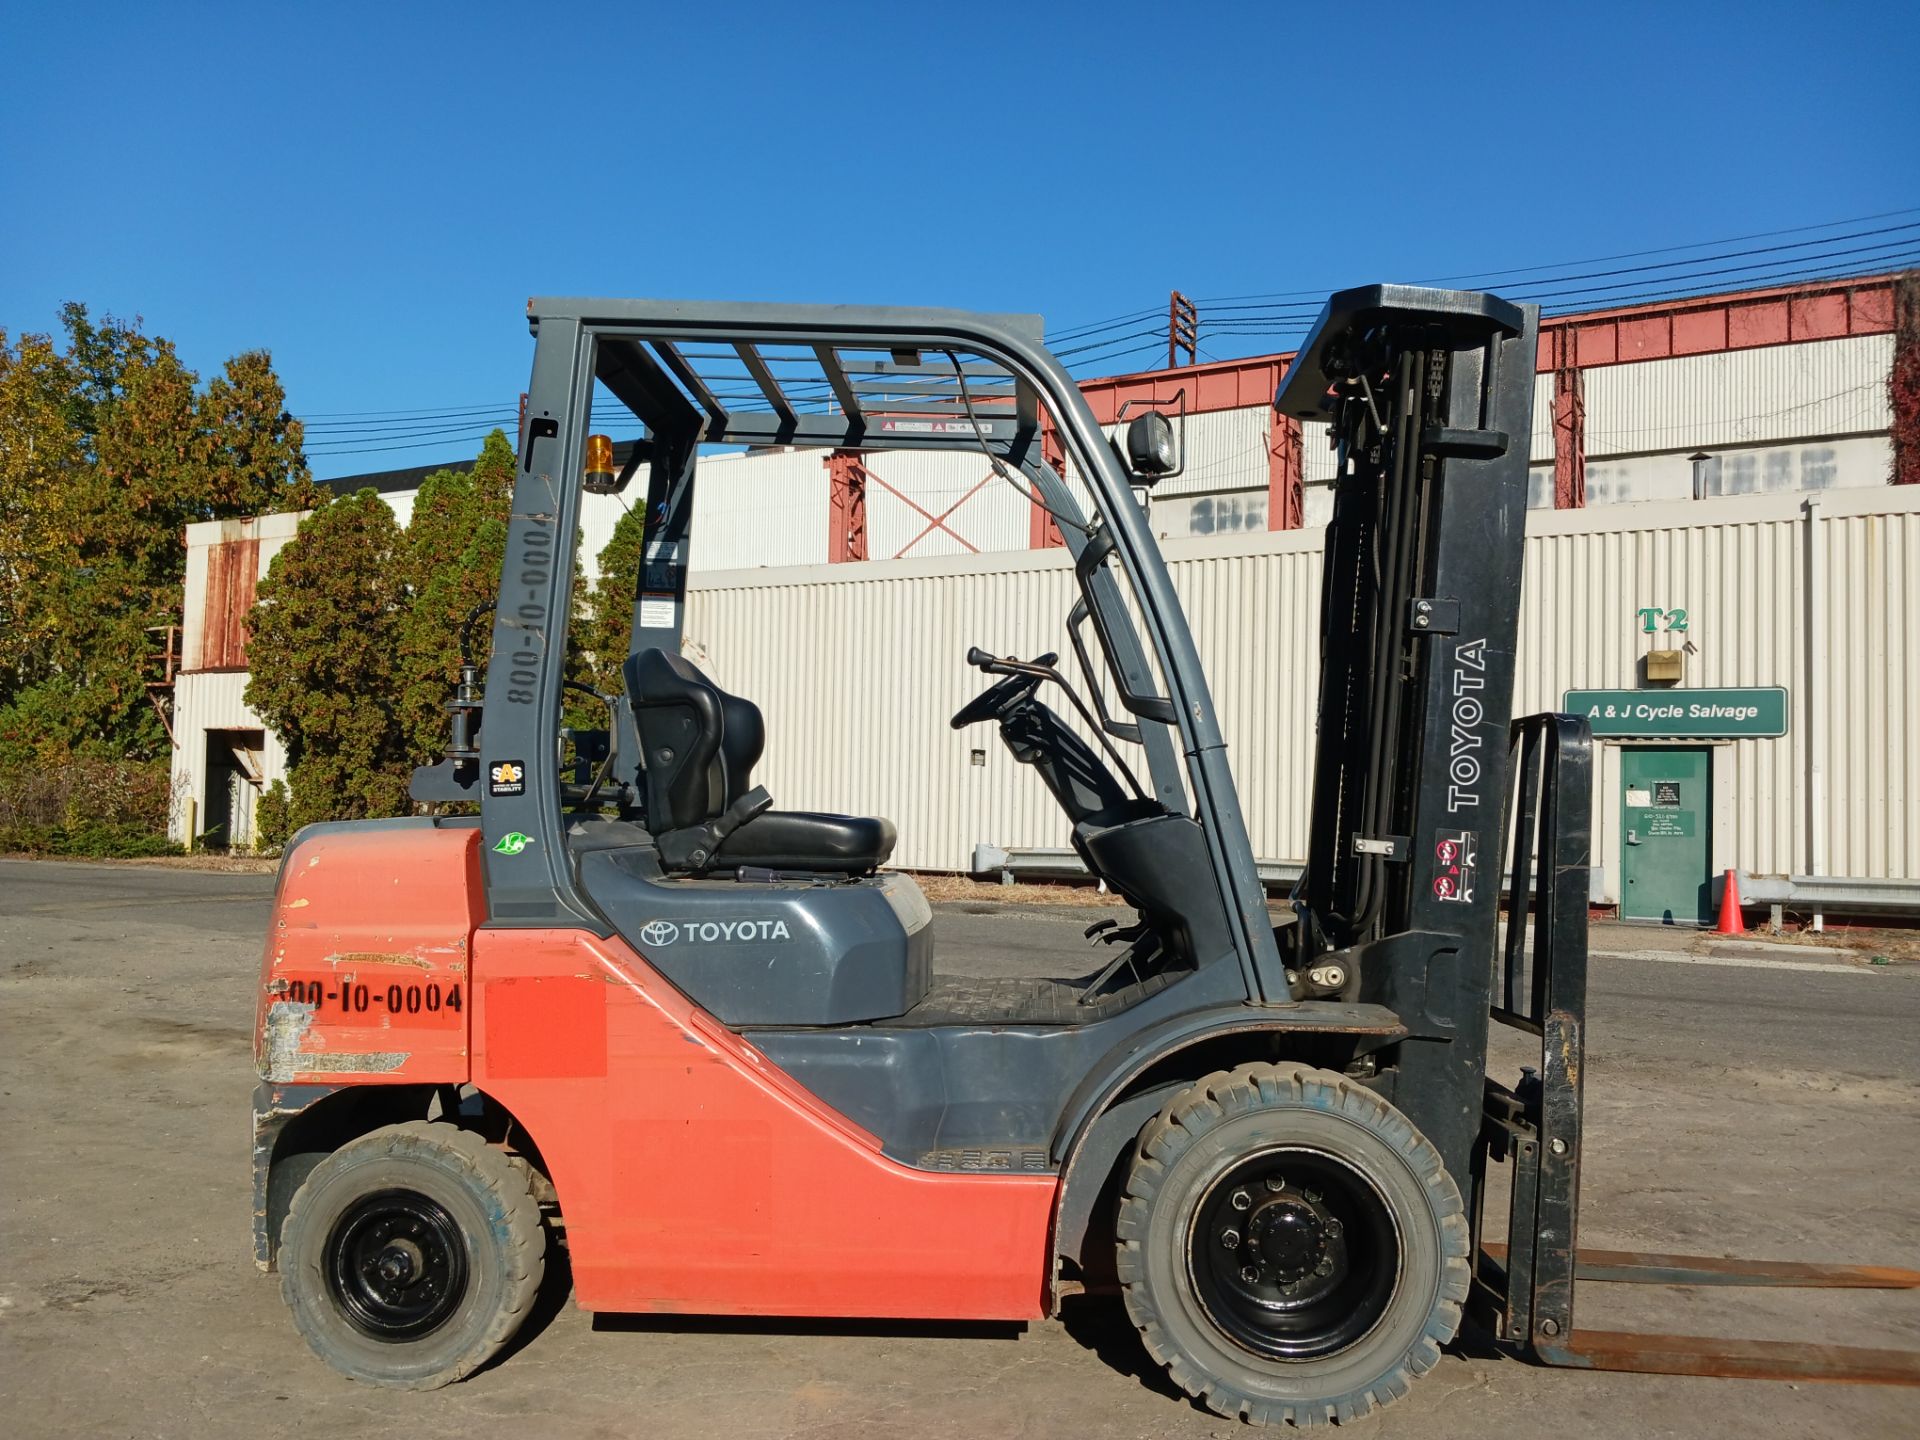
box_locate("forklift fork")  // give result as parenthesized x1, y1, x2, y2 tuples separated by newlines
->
(1472, 714, 1920, 1388)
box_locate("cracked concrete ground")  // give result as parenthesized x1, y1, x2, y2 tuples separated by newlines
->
(2, 859, 1916, 1438)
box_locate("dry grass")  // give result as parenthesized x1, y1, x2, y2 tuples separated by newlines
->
(112, 853, 281, 874)
(1733, 920, 1920, 961)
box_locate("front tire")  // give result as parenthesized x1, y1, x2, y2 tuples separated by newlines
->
(279, 1120, 546, 1389)
(1116, 1064, 1469, 1426)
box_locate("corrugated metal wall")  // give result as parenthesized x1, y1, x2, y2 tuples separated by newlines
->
(689, 487, 1920, 887)
(1153, 406, 1272, 498)
(1583, 334, 1892, 458)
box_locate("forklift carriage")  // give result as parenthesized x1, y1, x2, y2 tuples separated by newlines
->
(252, 288, 1919, 1419)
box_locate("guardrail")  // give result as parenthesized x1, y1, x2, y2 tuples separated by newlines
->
(1726, 872, 1920, 924)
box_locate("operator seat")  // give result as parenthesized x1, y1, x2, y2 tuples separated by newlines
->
(625, 648, 896, 875)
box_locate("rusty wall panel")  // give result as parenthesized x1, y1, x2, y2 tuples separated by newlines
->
(194, 537, 260, 670)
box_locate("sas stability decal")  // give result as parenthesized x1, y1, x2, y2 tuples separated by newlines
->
(493, 831, 534, 856)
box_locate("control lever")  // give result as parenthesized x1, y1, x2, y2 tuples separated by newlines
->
(968, 646, 1057, 677)
(963, 647, 1143, 799)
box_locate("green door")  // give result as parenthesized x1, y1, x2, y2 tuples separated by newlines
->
(1620, 746, 1712, 925)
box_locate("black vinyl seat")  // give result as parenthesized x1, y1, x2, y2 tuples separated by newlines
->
(625, 648, 896, 875)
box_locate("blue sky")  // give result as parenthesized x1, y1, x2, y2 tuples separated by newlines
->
(4, 1, 1916, 479)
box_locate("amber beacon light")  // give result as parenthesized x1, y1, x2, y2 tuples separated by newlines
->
(584, 433, 615, 485)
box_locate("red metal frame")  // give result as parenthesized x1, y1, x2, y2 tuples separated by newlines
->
(826, 451, 868, 562)
(1268, 408, 1304, 531)
(1548, 325, 1587, 510)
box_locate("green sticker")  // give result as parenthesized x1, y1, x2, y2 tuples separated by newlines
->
(492, 831, 533, 856)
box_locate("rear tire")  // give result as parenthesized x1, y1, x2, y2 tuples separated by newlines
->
(279, 1120, 546, 1389)
(1116, 1064, 1468, 1426)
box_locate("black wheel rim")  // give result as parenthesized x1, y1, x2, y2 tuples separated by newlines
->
(1186, 1145, 1402, 1361)
(325, 1189, 469, 1341)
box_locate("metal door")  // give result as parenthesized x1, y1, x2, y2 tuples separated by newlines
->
(1620, 747, 1711, 925)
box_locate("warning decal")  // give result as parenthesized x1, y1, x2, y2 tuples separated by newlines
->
(1432, 829, 1477, 904)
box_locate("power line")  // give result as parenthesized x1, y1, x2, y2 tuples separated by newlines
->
(1193, 205, 1920, 304)
(302, 214, 1918, 455)
(1194, 239, 1920, 337)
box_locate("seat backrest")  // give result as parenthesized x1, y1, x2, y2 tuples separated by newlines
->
(625, 648, 764, 831)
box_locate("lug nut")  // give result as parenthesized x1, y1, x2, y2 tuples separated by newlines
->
(1265, 1174, 1286, 1192)
(1230, 1189, 1252, 1211)
(1239, 1265, 1261, 1284)
(1220, 1229, 1241, 1249)
(1315, 1258, 1334, 1277)
(1325, 1219, 1343, 1238)
(1303, 1189, 1322, 1205)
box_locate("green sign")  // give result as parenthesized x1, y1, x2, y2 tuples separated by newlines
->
(1564, 687, 1788, 738)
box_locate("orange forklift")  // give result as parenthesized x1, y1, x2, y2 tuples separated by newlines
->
(253, 287, 1919, 1422)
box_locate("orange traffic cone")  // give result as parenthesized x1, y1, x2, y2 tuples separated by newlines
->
(1715, 868, 1746, 935)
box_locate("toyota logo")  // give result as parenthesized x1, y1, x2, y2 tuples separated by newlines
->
(640, 920, 679, 947)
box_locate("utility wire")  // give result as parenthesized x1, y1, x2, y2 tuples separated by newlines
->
(303, 212, 1917, 457)
(1195, 205, 1920, 303)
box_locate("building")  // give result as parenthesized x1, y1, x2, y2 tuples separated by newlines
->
(169, 273, 1916, 921)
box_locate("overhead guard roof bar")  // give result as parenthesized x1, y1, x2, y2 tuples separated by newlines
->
(589, 322, 1041, 454)
(733, 342, 796, 427)
(651, 341, 730, 434)
(811, 345, 864, 427)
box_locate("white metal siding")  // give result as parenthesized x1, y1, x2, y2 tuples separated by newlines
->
(167, 670, 288, 844)
(1154, 405, 1272, 499)
(1583, 334, 1893, 459)
(1532, 372, 1557, 463)
(689, 451, 831, 570)
(689, 489, 1920, 886)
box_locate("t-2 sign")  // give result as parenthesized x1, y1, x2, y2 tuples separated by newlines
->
(1636, 606, 1690, 634)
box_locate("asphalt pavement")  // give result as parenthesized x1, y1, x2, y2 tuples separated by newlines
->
(1, 859, 1915, 1439)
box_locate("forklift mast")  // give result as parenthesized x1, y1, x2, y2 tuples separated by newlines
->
(1277, 286, 1538, 1188)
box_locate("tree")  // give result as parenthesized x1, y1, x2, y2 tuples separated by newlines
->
(0, 305, 318, 761)
(246, 490, 411, 829)
(0, 328, 83, 677)
(577, 499, 646, 696)
(396, 429, 516, 759)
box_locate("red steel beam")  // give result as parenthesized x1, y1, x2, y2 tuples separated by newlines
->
(825, 451, 867, 562)
(1268, 408, 1304, 530)
(1894, 274, 1919, 484)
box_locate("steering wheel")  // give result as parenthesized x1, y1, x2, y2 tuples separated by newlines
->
(950, 651, 1055, 729)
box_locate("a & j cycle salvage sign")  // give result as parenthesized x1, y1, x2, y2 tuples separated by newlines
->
(1562, 687, 1789, 738)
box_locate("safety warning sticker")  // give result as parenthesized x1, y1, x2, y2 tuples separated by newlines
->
(1432, 829, 1477, 904)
